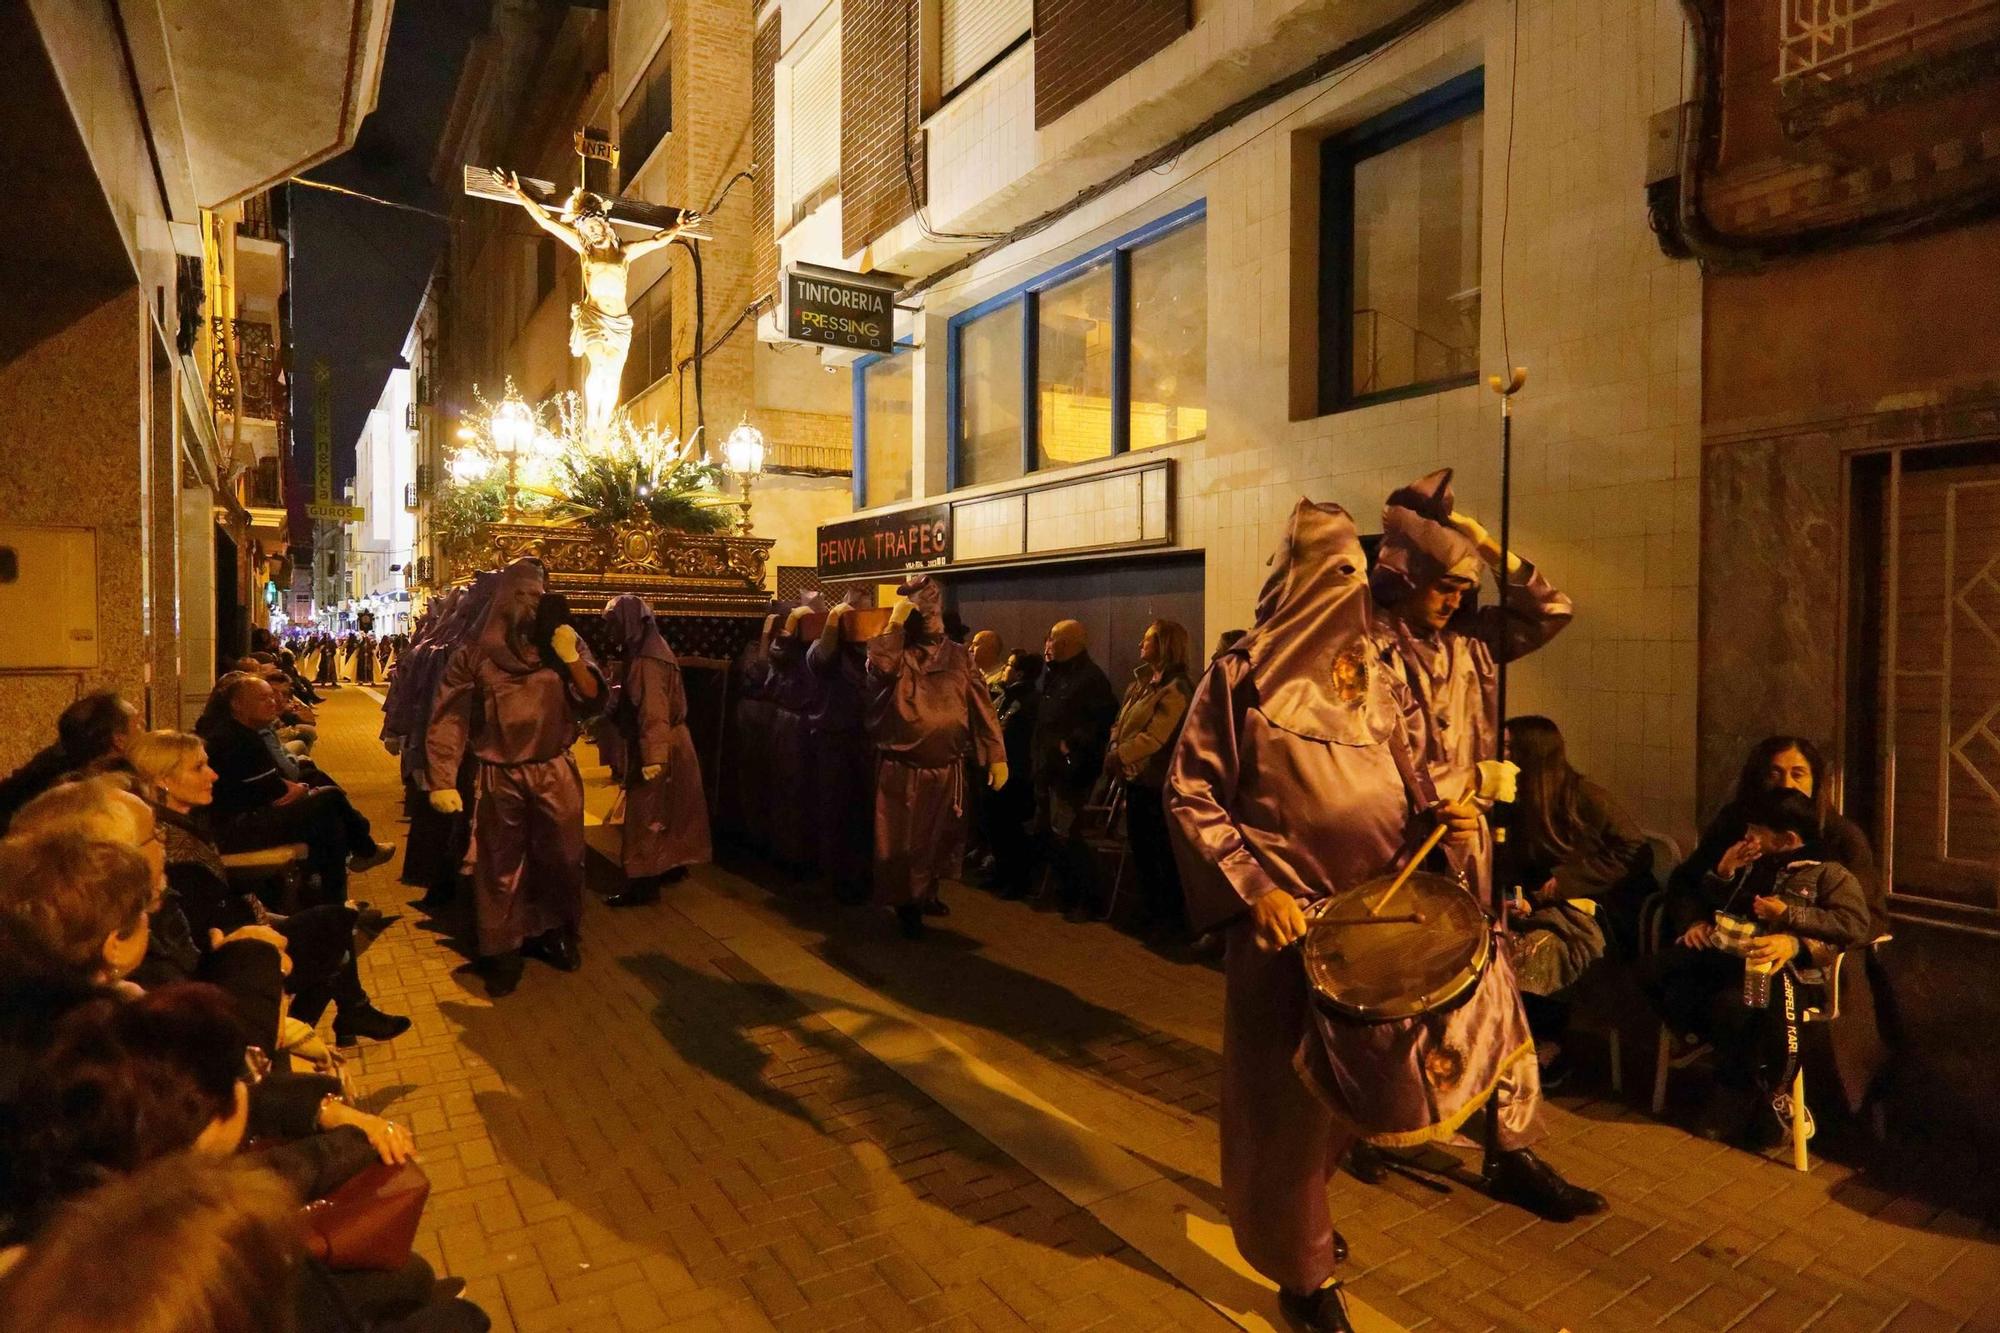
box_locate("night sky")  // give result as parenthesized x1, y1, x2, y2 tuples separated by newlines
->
(286, 0, 489, 521)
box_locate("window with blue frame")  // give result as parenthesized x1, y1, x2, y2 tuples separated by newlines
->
(854, 349, 915, 509)
(946, 203, 1206, 490)
(1319, 69, 1483, 413)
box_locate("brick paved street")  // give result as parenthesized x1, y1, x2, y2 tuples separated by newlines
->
(315, 687, 2000, 1332)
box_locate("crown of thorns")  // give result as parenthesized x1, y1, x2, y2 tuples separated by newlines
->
(564, 189, 610, 222)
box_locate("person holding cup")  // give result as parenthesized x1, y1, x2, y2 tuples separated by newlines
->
(1643, 787, 1871, 1145)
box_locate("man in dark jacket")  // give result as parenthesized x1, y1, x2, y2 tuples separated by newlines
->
(0, 692, 140, 833)
(197, 676, 393, 905)
(1031, 620, 1118, 918)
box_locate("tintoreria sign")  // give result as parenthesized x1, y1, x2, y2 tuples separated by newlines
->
(784, 263, 899, 354)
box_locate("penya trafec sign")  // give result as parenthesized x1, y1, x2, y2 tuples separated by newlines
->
(817, 504, 952, 579)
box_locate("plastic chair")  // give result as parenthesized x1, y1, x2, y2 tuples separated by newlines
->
(1651, 934, 1891, 1171)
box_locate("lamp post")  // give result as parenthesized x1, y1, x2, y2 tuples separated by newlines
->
(490, 387, 536, 520)
(722, 415, 766, 536)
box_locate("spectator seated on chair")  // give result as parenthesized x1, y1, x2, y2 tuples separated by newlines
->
(0, 692, 142, 833)
(195, 675, 394, 906)
(1668, 735, 1894, 1122)
(1495, 716, 1655, 1088)
(128, 731, 409, 1048)
(0, 984, 484, 1332)
(1642, 787, 1871, 1146)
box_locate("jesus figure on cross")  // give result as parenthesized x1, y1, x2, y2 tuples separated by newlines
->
(498, 170, 701, 436)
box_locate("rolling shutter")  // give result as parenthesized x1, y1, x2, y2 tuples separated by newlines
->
(788, 27, 841, 206)
(940, 0, 1031, 93)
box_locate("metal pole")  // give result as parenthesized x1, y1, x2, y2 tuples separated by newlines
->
(1483, 365, 1525, 1180)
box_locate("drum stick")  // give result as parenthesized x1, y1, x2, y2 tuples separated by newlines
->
(1365, 823, 1452, 917)
(1368, 760, 1516, 917)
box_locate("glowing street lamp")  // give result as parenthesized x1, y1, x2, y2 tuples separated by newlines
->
(722, 415, 766, 536)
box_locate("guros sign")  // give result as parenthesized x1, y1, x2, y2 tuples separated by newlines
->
(784, 263, 898, 354)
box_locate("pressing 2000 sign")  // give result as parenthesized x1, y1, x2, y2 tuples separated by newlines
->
(785, 271, 894, 354)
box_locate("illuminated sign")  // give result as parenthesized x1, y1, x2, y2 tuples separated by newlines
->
(817, 504, 952, 579)
(784, 265, 897, 354)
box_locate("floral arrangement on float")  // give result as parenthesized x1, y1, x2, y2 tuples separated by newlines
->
(433, 380, 733, 567)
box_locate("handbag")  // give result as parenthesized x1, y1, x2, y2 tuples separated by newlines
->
(300, 1159, 430, 1271)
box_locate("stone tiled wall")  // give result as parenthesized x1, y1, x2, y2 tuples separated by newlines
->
(853, 0, 1706, 840)
(0, 292, 152, 773)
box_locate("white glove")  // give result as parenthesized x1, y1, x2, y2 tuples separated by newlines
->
(428, 789, 464, 815)
(641, 764, 664, 782)
(988, 761, 1009, 791)
(889, 598, 917, 627)
(383, 737, 403, 756)
(786, 605, 811, 631)
(550, 623, 581, 664)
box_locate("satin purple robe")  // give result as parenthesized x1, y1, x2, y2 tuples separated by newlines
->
(865, 625, 1004, 907)
(613, 655, 712, 878)
(1167, 498, 1570, 1297)
(806, 628, 874, 893)
(765, 635, 818, 869)
(425, 567, 603, 957)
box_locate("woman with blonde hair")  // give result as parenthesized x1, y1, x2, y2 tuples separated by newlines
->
(127, 730, 409, 1048)
(1107, 619, 1195, 939)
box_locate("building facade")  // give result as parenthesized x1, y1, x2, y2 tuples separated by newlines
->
(411, 0, 856, 598)
(0, 0, 390, 770)
(763, 0, 1704, 839)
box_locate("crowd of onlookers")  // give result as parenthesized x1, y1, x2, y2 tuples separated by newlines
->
(0, 659, 489, 1328)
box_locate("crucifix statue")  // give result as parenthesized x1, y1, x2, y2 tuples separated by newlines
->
(466, 141, 707, 438)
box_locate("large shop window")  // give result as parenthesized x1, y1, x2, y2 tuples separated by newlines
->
(947, 204, 1205, 490)
(940, 0, 1031, 97)
(620, 36, 673, 175)
(787, 27, 841, 220)
(1319, 70, 1483, 413)
(856, 350, 915, 509)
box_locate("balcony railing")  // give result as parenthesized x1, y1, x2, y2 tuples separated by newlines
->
(762, 441, 852, 476)
(212, 318, 279, 421)
(244, 456, 284, 510)
(239, 190, 277, 242)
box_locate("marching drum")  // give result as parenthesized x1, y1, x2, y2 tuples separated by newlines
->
(1299, 870, 1492, 1022)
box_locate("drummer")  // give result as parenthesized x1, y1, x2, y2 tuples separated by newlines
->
(1168, 479, 1602, 1333)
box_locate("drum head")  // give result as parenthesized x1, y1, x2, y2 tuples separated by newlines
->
(1301, 872, 1491, 1021)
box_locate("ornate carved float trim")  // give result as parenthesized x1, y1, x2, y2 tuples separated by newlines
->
(469, 517, 774, 617)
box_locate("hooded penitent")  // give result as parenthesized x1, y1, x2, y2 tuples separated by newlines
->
(604, 594, 673, 663)
(1236, 499, 1399, 748)
(478, 558, 548, 676)
(1166, 498, 1545, 1301)
(602, 593, 710, 876)
(896, 574, 943, 637)
(1368, 467, 1481, 608)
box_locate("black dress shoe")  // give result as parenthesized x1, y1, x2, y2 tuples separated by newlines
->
(1278, 1281, 1357, 1332)
(920, 897, 950, 917)
(333, 1005, 412, 1046)
(605, 881, 660, 908)
(522, 930, 581, 972)
(895, 904, 924, 939)
(1347, 1143, 1388, 1185)
(661, 866, 690, 885)
(1487, 1148, 1607, 1222)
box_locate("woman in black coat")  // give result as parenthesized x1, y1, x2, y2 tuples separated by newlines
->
(128, 731, 410, 1049)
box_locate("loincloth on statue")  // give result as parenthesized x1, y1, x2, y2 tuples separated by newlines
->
(1295, 944, 1542, 1149)
(569, 300, 634, 360)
